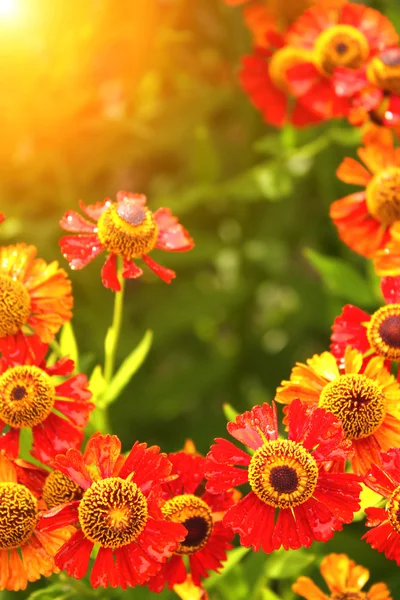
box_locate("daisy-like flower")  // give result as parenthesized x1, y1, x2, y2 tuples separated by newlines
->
(293, 552, 392, 599)
(0, 243, 72, 343)
(331, 276, 400, 367)
(0, 333, 93, 464)
(59, 191, 194, 291)
(275, 347, 400, 475)
(148, 448, 235, 592)
(330, 130, 400, 258)
(42, 470, 83, 510)
(205, 399, 361, 552)
(286, 1, 398, 120)
(0, 452, 72, 591)
(363, 448, 400, 566)
(38, 433, 187, 589)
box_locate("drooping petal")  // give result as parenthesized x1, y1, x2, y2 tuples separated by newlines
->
(227, 403, 278, 450)
(59, 234, 104, 270)
(0, 428, 20, 458)
(136, 518, 187, 562)
(223, 492, 275, 553)
(148, 555, 186, 592)
(336, 157, 372, 185)
(52, 448, 93, 489)
(205, 438, 250, 494)
(54, 529, 93, 579)
(292, 576, 328, 600)
(116, 542, 161, 586)
(60, 210, 97, 233)
(83, 433, 122, 479)
(154, 208, 194, 252)
(142, 254, 176, 283)
(101, 253, 120, 291)
(90, 547, 119, 589)
(381, 276, 400, 305)
(32, 414, 83, 464)
(122, 258, 143, 280)
(38, 500, 80, 531)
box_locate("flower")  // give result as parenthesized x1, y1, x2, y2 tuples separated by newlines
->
(293, 552, 392, 599)
(42, 470, 83, 509)
(0, 452, 72, 591)
(0, 333, 93, 464)
(240, 31, 323, 127)
(330, 130, 400, 258)
(174, 575, 209, 600)
(275, 347, 400, 475)
(0, 243, 72, 343)
(38, 434, 187, 589)
(205, 400, 361, 552)
(286, 1, 398, 120)
(363, 448, 400, 566)
(59, 191, 194, 291)
(331, 276, 400, 365)
(148, 448, 235, 591)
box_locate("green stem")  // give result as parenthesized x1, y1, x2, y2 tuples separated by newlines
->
(104, 270, 126, 384)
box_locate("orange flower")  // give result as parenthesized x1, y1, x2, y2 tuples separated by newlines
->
(330, 129, 400, 258)
(293, 553, 392, 599)
(275, 347, 400, 475)
(0, 244, 72, 343)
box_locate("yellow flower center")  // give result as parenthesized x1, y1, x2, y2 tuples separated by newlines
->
(314, 25, 369, 76)
(0, 275, 31, 338)
(367, 48, 400, 95)
(161, 494, 213, 555)
(0, 482, 38, 549)
(0, 365, 55, 428)
(43, 471, 83, 510)
(78, 477, 148, 548)
(367, 305, 400, 361)
(366, 168, 400, 226)
(387, 484, 400, 535)
(97, 199, 158, 259)
(247, 439, 318, 509)
(269, 46, 314, 93)
(319, 374, 386, 440)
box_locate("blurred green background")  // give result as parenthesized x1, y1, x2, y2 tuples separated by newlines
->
(1, 0, 400, 598)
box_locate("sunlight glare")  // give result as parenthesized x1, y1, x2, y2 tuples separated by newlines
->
(0, 0, 18, 18)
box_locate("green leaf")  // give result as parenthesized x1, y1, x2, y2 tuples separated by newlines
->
(223, 403, 239, 422)
(262, 589, 281, 600)
(60, 322, 79, 371)
(19, 428, 46, 469)
(102, 330, 153, 406)
(253, 163, 293, 202)
(206, 547, 250, 589)
(304, 248, 375, 306)
(266, 548, 316, 579)
(89, 364, 106, 400)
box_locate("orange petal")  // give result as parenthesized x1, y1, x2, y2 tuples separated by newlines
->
(0, 550, 9, 591)
(344, 347, 363, 374)
(357, 144, 398, 174)
(320, 553, 368, 593)
(336, 157, 371, 185)
(292, 576, 328, 600)
(368, 582, 393, 599)
(0, 454, 17, 482)
(6, 549, 27, 591)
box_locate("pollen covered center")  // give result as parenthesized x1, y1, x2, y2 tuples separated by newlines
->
(367, 48, 400, 95)
(0, 275, 31, 338)
(248, 439, 318, 509)
(387, 484, 400, 534)
(0, 482, 38, 549)
(313, 25, 369, 76)
(97, 199, 158, 259)
(43, 471, 83, 509)
(366, 167, 400, 226)
(268, 46, 313, 93)
(319, 374, 386, 440)
(331, 593, 366, 600)
(78, 477, 148, 548)
(0, 365, 55, 428)
(367, 304, 400, 360)
(162, 494, 213, 554)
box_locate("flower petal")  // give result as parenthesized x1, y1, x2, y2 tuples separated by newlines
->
(59, 234, 103, 270)
(122, 258, 143, 280)
(142, 254, 176, 283)
(60, 210, 97, 233)
(119, 441, 173, 494)
(55, 529, 93, 579)
(32, 414, 83, 464)
(223, 492, 275, 552)
(83, 433, 122, 479)
(154, 208, 194, 252)
(52, 448, 93, 489)
(101, 253, 120, 291)
(227, 403, 278, 450)
(38, 500, 80, 531)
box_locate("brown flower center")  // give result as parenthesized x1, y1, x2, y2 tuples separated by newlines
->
(367, 305, 400, 361)
(0, 365, 55, 428)
(97, 199, 158, 259)
(366, 168, 400, 226)
(0, 275, 31, 338)
(314, 25, 369, 76)
(78, 477, 148, 548)
(387, 484, 400, 534)
(0, 482, 38, 549)
(319, 374, 386, 440)
(268, 46, 313, 93)
(331, 593, 367, 600)
(367, 48, 400, 95)
(248, 439, 318, 509)
(162, 494, 213, 555)
(43, 471, 83, 509)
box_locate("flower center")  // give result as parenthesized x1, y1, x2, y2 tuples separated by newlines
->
(387, 485, 400, 534)
(161, 494, 213, 554)
(367, 305, 400, 361)
(0, 275, 31, 338)
(78, 477, 148, 548)
(0, 482, 38, 549)
(331, 594, 367, 600)
(97, 199, 158, 259)
(268, 46, 314, 93)
(313, 25, 369, 76)
(43, 471, 83, 510)
(0, 365, 55, 428)
(319, 374, 386, 440)
(247, 439, 318, 509)
(366, 168, 400, 226)
(367, 48, 400, 95)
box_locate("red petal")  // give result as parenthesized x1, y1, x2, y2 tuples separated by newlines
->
(137, 518, 186, 562)
(122, 259, 143, 280)
(314, 473, 362, 523)
(46, 356, 75, 377)
(223, 492, 275, 553)
(205, 438, 250, 494)
(291, 101, 324, 127)
(377, 448, 400, 488)
(56, 373, 92, 402)
(79, 198, 111, 221)
(167, 452, 206, 496)
(363, 517, 400, 565)
(286, 62, 321, 97)
(116, 191, 147, 206)
(148, 555, 186, 592)
(59, 234, 103, 270)
(331, 304, 371, 359)
(0, 428, 20, 458)
(189, 523, 233, 585)
(381, 276, 400, 304)
(38, 500, 80, 531)
(332, 67, 368, 97)
(32, 413, 83, 464)
(53, 448, 93, 489)
(101, 253, 120, 291)
(142, 255, 176, 283)
(119, 442, 173, 494)
(84, 433, 122, 479)
(116, 543, 161, 586)
(90, 547, 119, 589)
(385, 95, 400, 126)
(55, 529, 93, 579)
(60, 210, 97, 233)
(154, 208, 194, 252)
(54, 398, 94, 428)
(227, 403, 278, 450)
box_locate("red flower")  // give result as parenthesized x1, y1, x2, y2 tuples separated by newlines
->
(59, 191, 194, 291)
(148, 449, 235, 591)
(0, 334, 93, 464)
(38, 434, 187, 589)
(205, 400, 361, 552)
(363, 448, 400, 565)
(286, 1, 398, 120)
(331, 276, 400, 367)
